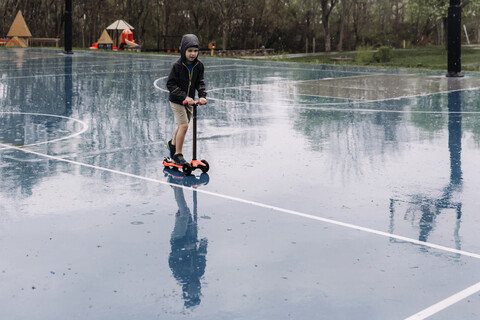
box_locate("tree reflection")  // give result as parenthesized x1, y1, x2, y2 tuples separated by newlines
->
(0, 52, 77, 198)
(292, 101, 404, 179)
(0, 51, 270, 204)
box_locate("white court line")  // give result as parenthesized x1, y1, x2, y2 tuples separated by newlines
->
(1, 68, 171, 80)
(211, 76, 480, 106)
(152, 64, 264, 93)
(187, 92, 480, 114)
(405, 281, 480, 320)
(1, 142, 480, 261)
(154, 74, 480, 112)
(0, 112, 88, 151)
(156, 75, 480, 113)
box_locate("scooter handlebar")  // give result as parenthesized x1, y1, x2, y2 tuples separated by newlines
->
(183, 100, 207, 106)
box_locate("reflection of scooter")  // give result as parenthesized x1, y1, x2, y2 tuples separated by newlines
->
(163, 167, 209, 187)
(163, 101, 210, 176)
(166, 167, 209, 308)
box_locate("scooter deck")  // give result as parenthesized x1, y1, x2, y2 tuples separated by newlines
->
(162, 157, 209, 176)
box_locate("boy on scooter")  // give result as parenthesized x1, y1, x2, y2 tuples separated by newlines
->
(166, 34, 207, 165)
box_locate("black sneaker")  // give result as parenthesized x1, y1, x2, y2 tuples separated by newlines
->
(167, 139, 176, 158)
(173, 153, 187, 165)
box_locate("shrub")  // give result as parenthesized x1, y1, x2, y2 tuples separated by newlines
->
(356, 46, 375, 64)
(375, 46, 394, 62)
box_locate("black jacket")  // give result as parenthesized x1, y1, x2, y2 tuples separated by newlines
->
(167, 34, 207, 104)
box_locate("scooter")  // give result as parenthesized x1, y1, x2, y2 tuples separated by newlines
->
(163, 100, 210, 176)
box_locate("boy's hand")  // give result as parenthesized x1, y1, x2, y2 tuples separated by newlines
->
(185, 97, 195, 105)
(198, 97, 207, 105)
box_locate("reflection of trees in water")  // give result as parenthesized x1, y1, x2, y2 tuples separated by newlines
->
(0, 150, 49, 198)
(201, 63, 270, 148)
(0, 114, 81, 199)
(292, 87, 480, 180)
(411, 90, 480, 144)
(0, 53, 174, 199)
(410, 95, 446, 134)
(292, 103, 404, 179)
(0, 52, 75, 199)
(0, 52, 272, 200)
(457, 90, 480, 146)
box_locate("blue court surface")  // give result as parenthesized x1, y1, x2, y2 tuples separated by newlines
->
(1, 48, 480, 320)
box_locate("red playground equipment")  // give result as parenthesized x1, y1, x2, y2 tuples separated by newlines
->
(90, 28, 139, 51)
(122, 29, 133, 43)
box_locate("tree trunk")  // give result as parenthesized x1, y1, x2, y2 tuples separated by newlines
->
(436, 23, 442, 46)
(337, 0, 348, 51)
(394, 0, 400, 47)
(321, 0, 337, 52)
(475, 17, 480, 43)
(222, 24, 227, 51)
(162, 2, 168, 50)
(324, 24, 331, 52)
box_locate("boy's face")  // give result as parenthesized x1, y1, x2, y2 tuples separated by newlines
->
(185, 47, 198, 63)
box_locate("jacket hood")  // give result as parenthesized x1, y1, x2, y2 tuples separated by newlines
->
(180, 34, 200, 62)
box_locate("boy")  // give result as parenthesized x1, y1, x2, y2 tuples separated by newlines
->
(166, 34, 207, 165)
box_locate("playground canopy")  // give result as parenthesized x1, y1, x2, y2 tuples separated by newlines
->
(7, 11, 32, 38)
(106, 20, 134, 47)
(106, 20, 134, 30)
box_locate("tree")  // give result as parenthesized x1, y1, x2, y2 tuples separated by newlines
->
(336, 0, 351, 51)
(406, 0, 448, 46)
(1, 0, 479, 53)
(210, 0, 243, 50)
(320, 0, 338, 52)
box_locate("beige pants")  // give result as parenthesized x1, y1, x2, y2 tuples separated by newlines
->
(170, 101, 192, 125)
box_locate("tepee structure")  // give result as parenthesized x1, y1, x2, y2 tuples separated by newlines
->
(6, 11, 32, 47)
(97, 29, 114, 49)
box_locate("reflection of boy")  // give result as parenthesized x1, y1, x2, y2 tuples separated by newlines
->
(169, 186, 208, 308)
(166, 34, 207, 165)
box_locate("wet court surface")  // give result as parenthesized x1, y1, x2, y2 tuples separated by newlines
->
(0, 49, 480, 319)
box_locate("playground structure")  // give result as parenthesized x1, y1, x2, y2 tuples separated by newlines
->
(89, 29, 118, 51)
(122, 29, 141, 51)
(5, 11, 31, 47)
(90, 20, 141, 52)
(3, 11, 60, 48)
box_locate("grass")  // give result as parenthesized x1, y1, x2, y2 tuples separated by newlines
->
(267, 45, 480, 72)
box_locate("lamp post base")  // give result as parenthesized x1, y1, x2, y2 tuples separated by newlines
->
(446, 71, 463, 78)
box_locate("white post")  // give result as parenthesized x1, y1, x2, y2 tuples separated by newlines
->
(463, 24, 470, 45)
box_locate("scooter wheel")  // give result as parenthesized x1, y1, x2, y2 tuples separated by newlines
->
(182, 163, 192, 176)
(200, 160, 209, 173)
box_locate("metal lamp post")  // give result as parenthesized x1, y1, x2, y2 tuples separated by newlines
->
(64, 0, 73, 54)
(447, 0, 462, 77)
